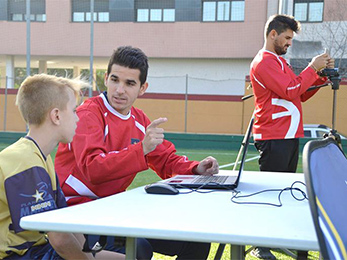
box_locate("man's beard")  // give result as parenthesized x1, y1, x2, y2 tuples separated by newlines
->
(274, 40, 289, 55)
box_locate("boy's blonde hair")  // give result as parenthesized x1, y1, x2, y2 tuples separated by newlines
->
(16, 74, 87, 126)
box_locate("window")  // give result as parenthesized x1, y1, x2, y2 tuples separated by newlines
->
(231, 1, 244, 21)
(150, 9, 162, 21)
(137, 8, 175, 22)
(294, 0, 324, 22)
(9, 0, 46, 22)
(86, 12, 97, 22)
(163, 9, 175, 22)
(137, 9, 149, 22)
(203, 0, 245, 22)
(98, 12, 109, 22)
(72, 0, 109, 22)
(36, 14, 46, 21)
(12, 14, 23, 21)
(73, 12, 85, 22)
(217, 2, 230, 21)
(135, 0, 175, 22)
(304, 130, 312, 137)
(203, 2, 216, 21)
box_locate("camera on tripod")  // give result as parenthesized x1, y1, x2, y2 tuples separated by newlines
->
(319, 68, 341, 90)
(319, 68, 339, 77)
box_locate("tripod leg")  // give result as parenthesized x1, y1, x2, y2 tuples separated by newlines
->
(214, 244, 226, 260)
(233, 115, 254, 171)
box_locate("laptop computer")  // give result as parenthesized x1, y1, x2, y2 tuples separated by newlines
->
(162, 118, 253, 190)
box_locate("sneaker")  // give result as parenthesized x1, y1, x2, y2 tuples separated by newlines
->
(250, 247, 276, 260)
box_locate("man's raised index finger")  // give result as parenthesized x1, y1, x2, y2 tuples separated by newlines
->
(148, 117, 168, 128)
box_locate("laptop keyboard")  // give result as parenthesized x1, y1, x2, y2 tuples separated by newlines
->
(192, 175, 228, 184)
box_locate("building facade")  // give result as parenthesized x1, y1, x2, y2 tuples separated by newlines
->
(0, 0, 346, 135)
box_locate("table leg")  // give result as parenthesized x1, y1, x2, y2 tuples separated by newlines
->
(125, 237, 137, 260)
(230, 245, 245, 260)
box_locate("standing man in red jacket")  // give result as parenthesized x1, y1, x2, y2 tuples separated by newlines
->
(55, 46, 219, 259)
(250, 14, 334, 259)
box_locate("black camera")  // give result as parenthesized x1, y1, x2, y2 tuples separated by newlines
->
(319, 68, 339, 77)
(319, 68, 341, 90)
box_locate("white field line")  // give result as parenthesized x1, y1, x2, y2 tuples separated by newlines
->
(219, 155, 260, 169)
(179, 151, 259, 156)
(178, 150, 302, 169)
(179, 151, 238, 156)
(177, 150, 260, 169)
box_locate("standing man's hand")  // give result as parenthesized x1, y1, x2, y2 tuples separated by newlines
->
(193, 156, 219, 176)
(309, 51, 330, 72)
(327, 57, 335, 69)
(142, 117, 168, 155)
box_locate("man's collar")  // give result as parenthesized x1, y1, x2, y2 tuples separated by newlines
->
(99, 92, 131, 120)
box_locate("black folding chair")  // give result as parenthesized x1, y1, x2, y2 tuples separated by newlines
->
(303, 137, 347, 260)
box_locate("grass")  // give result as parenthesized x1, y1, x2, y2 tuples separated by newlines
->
(0, 143, 8, 152)
(0, 142, 317, 260)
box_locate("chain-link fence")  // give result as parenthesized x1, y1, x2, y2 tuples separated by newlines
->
(0, 74, 247, 132)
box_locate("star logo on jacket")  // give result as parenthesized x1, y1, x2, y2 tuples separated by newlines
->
(131, 138, 140, 144)
(32, 189, 44, 203)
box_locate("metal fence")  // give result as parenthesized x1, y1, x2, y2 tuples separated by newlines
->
(0, 74, 245, 132)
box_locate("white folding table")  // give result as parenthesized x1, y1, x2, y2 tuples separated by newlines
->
(20, 170, 319, 259)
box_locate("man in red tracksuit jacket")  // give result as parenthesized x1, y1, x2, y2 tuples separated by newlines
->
(249, 14, 334, 260)
(55, 46, 219, 260)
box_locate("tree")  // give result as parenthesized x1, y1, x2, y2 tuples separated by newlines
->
(288, 0, 347, 77)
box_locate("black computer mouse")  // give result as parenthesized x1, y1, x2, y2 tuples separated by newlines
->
(144, 182, 179, 195)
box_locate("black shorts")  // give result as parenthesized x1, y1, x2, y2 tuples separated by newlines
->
(255, 139, 299, 172)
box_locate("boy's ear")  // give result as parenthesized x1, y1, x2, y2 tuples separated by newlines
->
(50, 108, 61, 126)
(138, 82, 148, 97)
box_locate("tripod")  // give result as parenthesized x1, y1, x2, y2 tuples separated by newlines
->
(323, 69, 342, 145)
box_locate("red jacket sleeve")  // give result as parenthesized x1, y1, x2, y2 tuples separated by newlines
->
(147, 140, 199, 179)
(255, 58, 324, 101)
(72, 110, 149, 185)
(300, 76, 328, 102)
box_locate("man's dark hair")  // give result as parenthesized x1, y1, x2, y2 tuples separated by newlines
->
(265, 14, 301, 37)
(107, 46, 149, 85)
